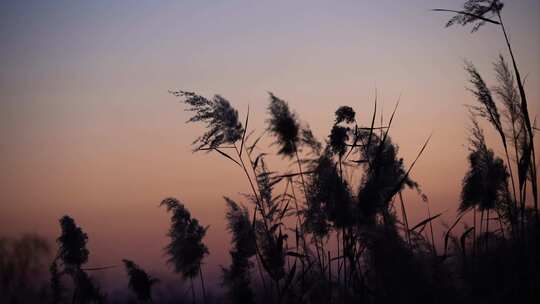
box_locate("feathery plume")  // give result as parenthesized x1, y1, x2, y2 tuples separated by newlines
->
(171, 90, 244, 150)
(266, 93, 301, 157)
(160, 197, 209, 279)
(439, 0, 503, 32)
(123, 259, 159, 302)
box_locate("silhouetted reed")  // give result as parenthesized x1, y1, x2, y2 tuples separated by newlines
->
(266, 93, 301, 158)
(460, 117, 510, 251)
(435, 1, 539, 301)
(221, 197, 257, 304)
(122, 259, 159, 303)
(266, 93, 318, 205)
(173, 85, 439, 303)
(435, 0, 538, 227)
(160, 197, 209, 303)
(435, 0, 504, 32)
(170, 91, 244, 151)
(305, 148, 354, 234)
(51, 215, 105, 304)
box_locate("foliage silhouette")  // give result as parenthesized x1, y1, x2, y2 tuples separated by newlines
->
(435, 0, 538, 223)
(221, 198, 257, 304)
(52, 215, 105, 304)
(170, 90, 244, 151)
(161, 198, 209, 279)
(435, 0, 503, 32)
(0, 235, 50, 303)
(435, 1, 539, 302)
(460, 119, 509, 213)
(357, 133, 419, 222)
(334, 106, 356, 125)
(58, 215, 89, 269)
(305, 149, 354, 235)
(123, 259, 159, 303)
(160, 197, 209, 303)
(266, 93, 301, 158)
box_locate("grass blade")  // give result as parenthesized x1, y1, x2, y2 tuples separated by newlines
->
(444, 212, 466, 256)
(239, 105, 250, 157)
(431, 9, 500, 25)
(410, 213, 442, 232)
(213, 147, 241, 167)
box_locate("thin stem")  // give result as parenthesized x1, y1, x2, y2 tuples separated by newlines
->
(486, 209, 490, 252)
(256, 254, 269, 297)
(510, 116, 521, 236)
(502, 142, 519, 216)
(328, 250, 332, 304)
(337, 230, 341, 286)
(399, 191, 411, 246)
(342, 227, 347, 289)
(294, 146, 309, 204)
(71, 285, 78, 304)
(426, 202, 437, 255)
(199, 266, 207, 304)
(473, 207, 477, 258)
(289, 180, 308, 290)
(190, 277, 196, 304)
(233, 144, 262, 208)
(495, 208, 506, 239)
(480, 210, 485, 255)
(498, 11, 538, 221)
(234, 143, 273, 237)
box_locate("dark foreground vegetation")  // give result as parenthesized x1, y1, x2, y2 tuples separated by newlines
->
(1, 1, 538, 303)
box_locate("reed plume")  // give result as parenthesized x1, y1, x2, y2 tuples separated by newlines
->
(171, 90, 244, 150)
(123, 259, 159, 303)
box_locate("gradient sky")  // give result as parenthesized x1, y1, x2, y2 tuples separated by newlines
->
(1, 0, 539, 295)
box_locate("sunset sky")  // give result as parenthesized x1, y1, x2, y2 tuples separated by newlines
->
(1, 0, 539, 294)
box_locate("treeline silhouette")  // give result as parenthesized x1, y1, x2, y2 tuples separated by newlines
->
(1, 1, 538, 303)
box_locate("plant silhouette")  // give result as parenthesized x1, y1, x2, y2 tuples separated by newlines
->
(435, 0, 537, 223)
(221, 197, 257, 304)
(57, 216, 89, 269)
(52, 215, 105, 304)
(460, 119, 509, 214)
(123, 259, 159, 303)
(161, 197, 209, 303)
(0, 235, 50, 303)
(169, 90, 244, 151)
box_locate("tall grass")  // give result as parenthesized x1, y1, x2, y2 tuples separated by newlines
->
(434, 0, 538, 234)
(172, 88, 442, 303)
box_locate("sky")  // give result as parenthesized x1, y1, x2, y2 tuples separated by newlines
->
(1, 0, 539, 296)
